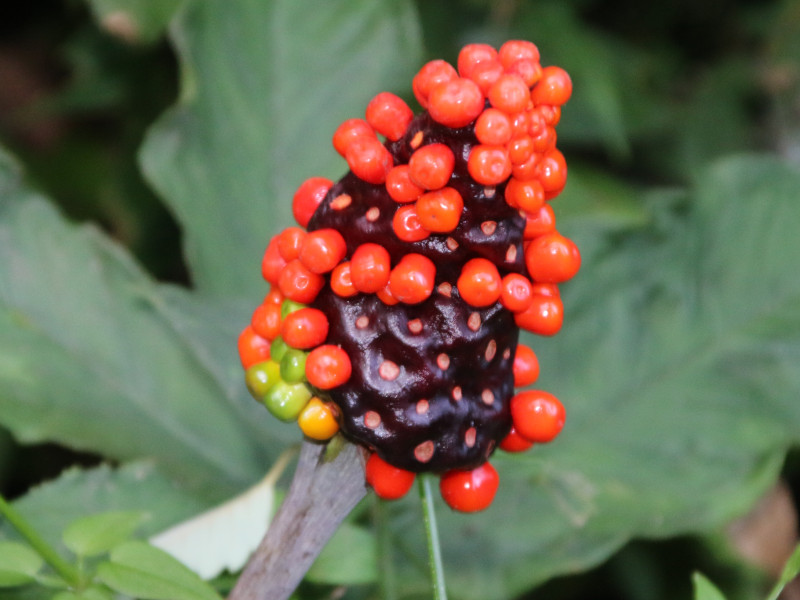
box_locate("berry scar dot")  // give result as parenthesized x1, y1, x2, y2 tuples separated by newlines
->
(239, 39, 578, 513)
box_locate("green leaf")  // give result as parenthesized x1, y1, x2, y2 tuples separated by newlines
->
(62, 511, 145, 558)
(0, 542, 43, 587)
(0, 150, 264, 494)
(692, 573, 728, 600)
(140, 0, 422, 297)
(51, 586, 113, 600)
(96, 541, 222, 600)
(385, 156, 800, 599)
(766, 544, 800, 600)
(84, 0, 182, 45)
(0, 462, 207, 556)
(306, 523, 377, 586)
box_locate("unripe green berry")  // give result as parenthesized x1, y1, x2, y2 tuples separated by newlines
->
(244, 360, 281, 400)
(263, 381, 312, 422)
(280, 349, 308, 383)
(270, 336, 290, 362)
(281, 299, 307, 319)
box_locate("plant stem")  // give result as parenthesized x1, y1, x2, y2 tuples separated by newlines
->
(0, 493, 82, 587)
(418, 475, 448, 600)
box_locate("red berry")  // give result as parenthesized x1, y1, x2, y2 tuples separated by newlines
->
(457, 258, 501, 307)
(365, 453, 415, 500)
(504, 177, 544, 213)
(510, 390, 565, 443)
(467, 145, 512, 185)
(408, 143, 455, 190)
(251, 302, 282, 341)
(474, 108, 513, 146)
(292, 177, 332, 228)
(366, 92, 414, 141)
(264, 287, 284, 305)
(393, 204, 431, 242)
(278, 259, 325, 304)
(346, 137, 394, 185)
(415, 187, 463, 233)
(427, 78, 484, 129)
(330, 261, 357, 297)
(299, 228, 347, 274)
(506, 58, 542, 88)
(350, 243, 391, 293)
(306, 345, 352, 390)
(530, 66, 572, 106)
(281, 307, 330, 350)
(523, 204, 556, 239)
(333, 118, 375, 156)
(499, 273, 534, 313)
(457, 43, 498, 79)
(498, 40, 540, 69)
(388, 253, 436, 304)
(467, 59, 504, 94)
(507, 135, 534, 165)
(514, 294, 563, 336)
(261, 237, 287, 285)
(536, 149, 567, 195)
(238, 325, 271, 368)
(386, 165, 424, 203)
(524, 231, 581, 283)
(439, 462, 499, 512)
(513, 343, 539, 387)
(276, 227, 307, 262)
(488, 74, 530, 114)
(412, 59, 458, 109)
(499, 425, 534, 452)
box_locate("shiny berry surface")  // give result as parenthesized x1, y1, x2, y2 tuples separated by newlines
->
(439, 462, 499, 512)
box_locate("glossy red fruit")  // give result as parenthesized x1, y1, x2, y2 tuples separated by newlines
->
(467, 145, 512, 185)
(499, 425, 535, 452)
(510, 390, 565, 443)
(408, 143, 455, 190)
(457, 43, 499, 79)
(277, 259, 325, 304)
(238, 325, 271, 368)
(345, 137, 394, 185)
(292, 177, 333, 228)
(530, 66, 572, 106)
(299, 229, 347, 274)
(281, 307, 329, 350)
(388, 253, 436, 304)
(439, 462, 499, 512)
(305, 345, 352, 390)
(524, 231, 581, 283)
(366, 92, 414, 141)
(512, 343, 539, 387)
(365, 453, 416, 500)
(427, 78, 484, 129)
(412, 59, 458, 108)
(514, 293, 563, 336)
(457, 258, 501, 307)
(350, 243, 392, 293)
(333, 118, 375, 156)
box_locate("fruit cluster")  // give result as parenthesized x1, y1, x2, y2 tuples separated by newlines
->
(238, 41, 579, 512)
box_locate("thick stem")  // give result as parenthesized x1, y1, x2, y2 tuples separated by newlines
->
(418, 475, 448, 600)
(0, 493, 82, 587)
(228, 438, 367, 600)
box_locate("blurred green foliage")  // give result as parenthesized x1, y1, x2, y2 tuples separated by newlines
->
(1, 0, 800, 599)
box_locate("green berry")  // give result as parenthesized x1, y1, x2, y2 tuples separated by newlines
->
(281, 299, 307, 319)
(263, 381, 312, 422)
(244, 360, 281, 400)
(280, 349, 308, 383)
(270, 336, 290, 362)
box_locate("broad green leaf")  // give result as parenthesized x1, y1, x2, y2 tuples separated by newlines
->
(62, 511, 145, 558)
(0, 150, 263, 494)
(96, 541, 222, 600)
(306, 523, 377, 586)
(140, 0, 422, 297)
(52, 587, 113, 600)
(0, 463, 206, 555)
(692, 573, 728, 600)
(0, 542, 43, 587)
(385, 156, 800, 599)
(85, 0, 182, 45)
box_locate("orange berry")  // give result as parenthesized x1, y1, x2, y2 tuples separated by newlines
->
(488, 73, 530, 114)
(511, 152, 540, 181)
(376, 283, 399, 306)
(523, 204, 556, 239)
(350, 243, 391, 293)
(330, 261, 357, 297)
(427, 78, 484, 129)
(510, 390, 565, 443)
(276, 227, 307, 262)
(524, 231, 581, 283)
(505, 177, 544, 213)
(457, 43, 498, 79)
(264, 286, 284, 305)
(439, 462, 499, 512)
(507, 135, 534, 165)
(299, 228, 347, 274)
(346, 137, 394, 185)
(251, 301, 282, 340)
(412, 59, 458, 109)
(277, 259, 325, 304)
(365, 453, 415, 500)
(530, 66, 572, 106)
(393, 204, 431, 242)
(506, 58, 542, 88)
(281, 307, 329, 350)
(388, 253, 436, 304)
(298, 397, 340, 441)
(238, 325, 271, 368)
(306, 344, 352, 390)
(408, 143, 455, 190)
(531, 125, 557, 153)
(467, 145, 512, 185)
(386, 165, 424, 203)
(292, 177, 332, 228)
(514, 294, 563, 336)
(500, 273, 534, 313)
(366, 92, 413, 141)
(261, 237, 287, 285)
(474, 108, 513, 145)
(333, 118, 375, 156)
(415, 187, 464, 233)
(499, 425, 535, 452)
(467, 59, 504, 94)
(457, 258, 502, 307)
(498, 40, 540, 69)
(513, 343, 540, 387)
(536, 149, 567, 195)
